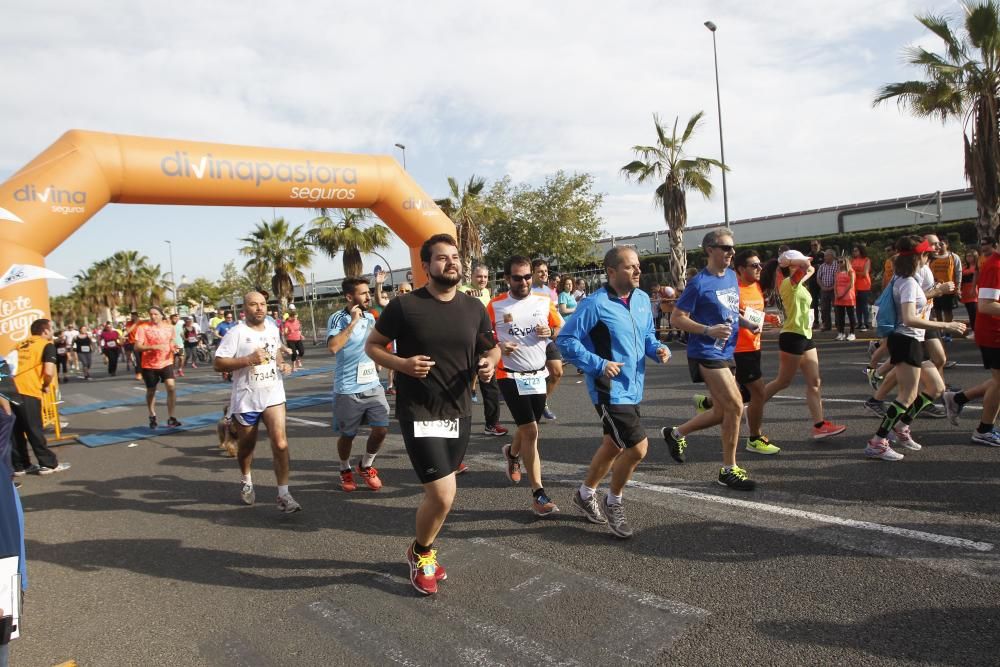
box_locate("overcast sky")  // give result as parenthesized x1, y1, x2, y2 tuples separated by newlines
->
(1, 0, 969, 295)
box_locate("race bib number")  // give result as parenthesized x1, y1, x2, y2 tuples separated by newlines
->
(743, 307, 765, 329)
(79, 346, 90, 353)
(511, 369, 548, 396)
(249, 362, 278, 389)
(106, 340, 117, 348)
(413, 419, 460, 439)
(356, 360, 377, 385)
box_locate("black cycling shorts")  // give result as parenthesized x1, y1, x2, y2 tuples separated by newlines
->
(399, 416, 471, 484)
(498, 378, 546, 426)
(594, 404, 646, 449)
(141, 365, 175, 388)
(980, 345, 1000, 370)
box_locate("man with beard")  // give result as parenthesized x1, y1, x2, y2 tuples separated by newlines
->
(134, 307, 182, 429)
(364, 234, 499, 595)
(214, 291, 300, 513)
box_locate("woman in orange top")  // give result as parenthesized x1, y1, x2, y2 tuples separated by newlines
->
(961, 248, 979, 330)
(850, 244, 872, 331)
(833, 257, 856, 340)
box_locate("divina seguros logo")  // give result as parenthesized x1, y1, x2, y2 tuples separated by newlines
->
(160, 151, 359, 203)
(13, 184, 87, 215)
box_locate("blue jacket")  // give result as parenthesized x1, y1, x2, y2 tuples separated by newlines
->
(556, 285, 665, 405)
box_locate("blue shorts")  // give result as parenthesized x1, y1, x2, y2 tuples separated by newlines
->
(234, 411, 264, 427)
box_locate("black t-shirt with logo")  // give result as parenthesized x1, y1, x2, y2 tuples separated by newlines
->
(375, 287, 495, 421)
(73, 336, 92, 354)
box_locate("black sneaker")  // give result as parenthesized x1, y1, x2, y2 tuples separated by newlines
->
(660, 426, 686, 463)
(149, 415, 158, 429)
(863, 398, 886, 417)
(602, 496, 633, 538)
(167, 416, 183, 427)
(718, 465, 756, 491)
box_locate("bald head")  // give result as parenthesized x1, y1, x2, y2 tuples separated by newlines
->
(243, 291, 268, 326)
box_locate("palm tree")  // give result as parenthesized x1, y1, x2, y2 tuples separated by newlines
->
(240, 217, 313, 308)
(873, 0, 1000, 241)
(435, 175, 490, 279)
(621, 112, 724, 289)
(107, 250, 162, 311)
(308, 208, 391, 278)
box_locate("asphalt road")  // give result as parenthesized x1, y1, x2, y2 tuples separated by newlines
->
(9, 331, 1000, 666)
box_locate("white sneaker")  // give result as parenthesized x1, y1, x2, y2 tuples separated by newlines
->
(846, 333, 856, 341)
(240, 481, 255, 505)
(277, 493, 302, 513)
(888, 424, 922, 451)
(835, 333, 846, 341)
(864, 436, 904, 461)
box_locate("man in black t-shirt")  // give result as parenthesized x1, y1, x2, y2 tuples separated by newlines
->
(806, 239, 824, 327)
(366, 233, 499, 596)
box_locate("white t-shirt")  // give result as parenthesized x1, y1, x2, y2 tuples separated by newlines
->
(215, 321, 286, 414)
(63, 329, 79, 346)
(893, 276, 929, 342)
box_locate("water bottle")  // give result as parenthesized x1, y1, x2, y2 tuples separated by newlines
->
(713, 315, 733, 351)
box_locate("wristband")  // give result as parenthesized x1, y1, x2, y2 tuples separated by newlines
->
(702, 325, 710, 336)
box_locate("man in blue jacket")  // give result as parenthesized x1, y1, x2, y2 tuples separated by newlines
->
(557, 246, 670, 538)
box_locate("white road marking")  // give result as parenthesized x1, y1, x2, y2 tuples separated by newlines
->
(626, 480, 994, 552)
(286, 416, 330, 427)
(770, 393, 982, 410)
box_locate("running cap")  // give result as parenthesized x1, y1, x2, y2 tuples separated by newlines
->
(779, 250, 809, 263)
(288, 304, 296, 311)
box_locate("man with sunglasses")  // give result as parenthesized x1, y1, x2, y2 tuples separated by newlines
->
(558, 246, 670, 538)
(488, 256, 563, 516)
(662, 230, 757, 491)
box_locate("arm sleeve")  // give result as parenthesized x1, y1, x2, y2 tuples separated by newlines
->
(555, 298, 606, 376)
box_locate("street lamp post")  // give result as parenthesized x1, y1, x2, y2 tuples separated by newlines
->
(394, 143, 407, 170)
(164, 239, 177, 306)
(704, 20, 730, 231)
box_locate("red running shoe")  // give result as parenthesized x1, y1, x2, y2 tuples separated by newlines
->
(340, 469, 357, 492)
(483, 423, 509, 436)
(356, 465, 383, 491)
(406, 543, 440, 595)
(812, 421, 847, 440)
(455, 462, 469, 475)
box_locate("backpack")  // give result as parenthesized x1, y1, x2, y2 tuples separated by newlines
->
(875, 277, 898, 337)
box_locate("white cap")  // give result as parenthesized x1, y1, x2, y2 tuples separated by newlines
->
(288, 304, 296, 311)
(779, 249, 809, 265)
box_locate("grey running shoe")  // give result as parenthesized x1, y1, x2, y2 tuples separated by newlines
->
(863, 398, 887, 417)
(971, 429, 1000, 447)
(943, 391, 963, 426)
(572, 489, 607, 525)
(240, 481, 255, 506)
(922, 403, 947, 419)
(277, 493, 302, 513)
(602, 496, 633, 538)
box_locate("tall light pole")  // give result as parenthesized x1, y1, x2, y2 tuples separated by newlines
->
(704, 20, 730, 231)
(394, 143, 407, 170)
(163, 239, 177, 305)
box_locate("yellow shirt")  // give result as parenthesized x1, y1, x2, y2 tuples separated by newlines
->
(13, 335, 55, 399)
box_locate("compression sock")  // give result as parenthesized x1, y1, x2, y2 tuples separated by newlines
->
(876, 401, 908, 437)
(361, 452, 377, 468)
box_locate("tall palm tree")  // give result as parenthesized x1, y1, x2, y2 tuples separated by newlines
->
(621, 112, 724, 289)
(435, 175, 490, 279)
(308, 208, 391, 278)
(240, 217, 313, 308)
(107, 250, 161, 311)
(874, 0, 1000, 241)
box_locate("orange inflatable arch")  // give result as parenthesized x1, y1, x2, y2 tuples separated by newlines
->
(0, 130, 455, 355)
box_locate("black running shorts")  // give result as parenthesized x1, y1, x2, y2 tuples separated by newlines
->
(141, 365, 175, 388)
(980, 345, 1000, 370)
(687, 357, 735, 384)
(777, 332, 816, 355)
(400, 416, 471, 484)
(887, 333, 924, 368)
(594, 403, 646, 449)
(734, 350, 763, 385)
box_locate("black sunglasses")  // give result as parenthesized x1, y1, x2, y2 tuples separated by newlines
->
(510, 274, 532, 282)
(710, 244, 735, 253)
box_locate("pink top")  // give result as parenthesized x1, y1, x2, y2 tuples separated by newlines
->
(834, 270, 856, 307)
(284, 317, 303, 341)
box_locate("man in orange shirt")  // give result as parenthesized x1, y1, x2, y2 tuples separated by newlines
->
(135, 306, 182, 429)
(11, 319, 70, 475)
